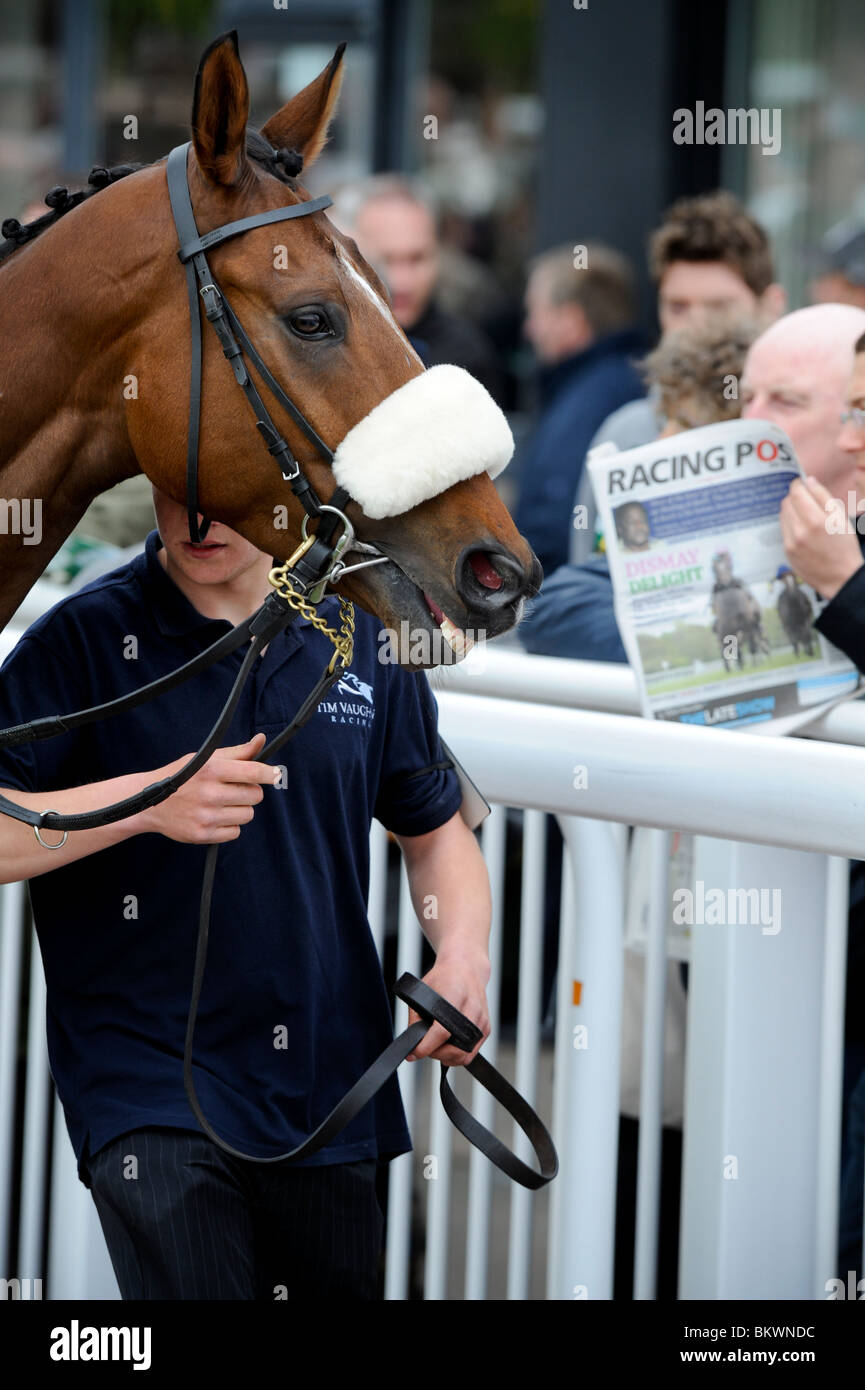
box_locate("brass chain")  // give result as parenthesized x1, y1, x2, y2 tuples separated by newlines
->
(267, 563, 355, 673)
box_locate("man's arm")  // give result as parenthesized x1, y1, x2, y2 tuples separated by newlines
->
(394, 811, 491, 1067)
(0, 734, 278, 884)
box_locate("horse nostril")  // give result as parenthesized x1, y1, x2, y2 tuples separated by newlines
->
(457, 548, 528, 609)
(468, 551, 505, 591)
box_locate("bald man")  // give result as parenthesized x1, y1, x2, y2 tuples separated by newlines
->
(771, 319, 865, 659)
(736, 304, 865, 629)
(741, 302, 865, 500)
(763, 318, 865, 1289)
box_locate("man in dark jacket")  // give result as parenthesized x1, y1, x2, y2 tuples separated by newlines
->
(522, 320, 865, 1285)
(776, 329, 865, 1280)
(512, 242, 644, 577)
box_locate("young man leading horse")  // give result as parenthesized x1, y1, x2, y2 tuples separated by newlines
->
(0, 485, 493, 1299)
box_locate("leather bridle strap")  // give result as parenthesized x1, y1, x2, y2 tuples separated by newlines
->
(399, 974, 559, 1190)
(176, 199, 334, 260)
(165, 143, 349, 544)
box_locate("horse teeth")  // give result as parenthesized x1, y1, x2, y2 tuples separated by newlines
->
(439, 615, 472, 657)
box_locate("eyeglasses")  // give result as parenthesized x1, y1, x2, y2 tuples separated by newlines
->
(840, 406, 865, 427)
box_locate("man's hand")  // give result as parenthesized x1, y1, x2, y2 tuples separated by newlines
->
(405, 951, 491, 1067)
(395, 811, 492, 1066)
(780, 476, 864, 599)
(136, 733, 278, 843)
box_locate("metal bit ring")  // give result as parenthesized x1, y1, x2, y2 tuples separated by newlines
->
(33, 811, 68, 850)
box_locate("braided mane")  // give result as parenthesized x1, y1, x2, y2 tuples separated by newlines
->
(0, 130, 304, 267)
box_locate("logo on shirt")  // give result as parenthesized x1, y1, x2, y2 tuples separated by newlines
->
(317, 671, 376, 729)
(337, 673, 374, 705)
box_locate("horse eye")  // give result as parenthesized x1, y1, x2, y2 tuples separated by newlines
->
(285, 308, 332, 339)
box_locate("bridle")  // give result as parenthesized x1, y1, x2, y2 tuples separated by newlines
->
(167, 140, 387, 595)
(0, 145, 557, 1190)
(168, 141, 338, 542)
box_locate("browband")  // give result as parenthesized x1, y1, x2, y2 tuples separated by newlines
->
(176, 194, 333, 263)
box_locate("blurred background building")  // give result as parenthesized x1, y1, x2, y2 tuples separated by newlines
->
(3, 1, 865, 356)
(4, 3, 865, 286)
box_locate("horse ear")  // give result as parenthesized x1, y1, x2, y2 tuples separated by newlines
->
(191, 30, 250, 187)
(260, 43, 346, 171)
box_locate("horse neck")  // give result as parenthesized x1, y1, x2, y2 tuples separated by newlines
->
(0, 189, 160, 627)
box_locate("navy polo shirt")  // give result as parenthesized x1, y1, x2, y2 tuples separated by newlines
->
(0, 531, 461, 1182)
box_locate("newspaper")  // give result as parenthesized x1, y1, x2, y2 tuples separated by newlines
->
(588, 418, 863, 734)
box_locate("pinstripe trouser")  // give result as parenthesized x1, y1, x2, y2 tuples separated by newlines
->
(83, 1127, 385, 1300)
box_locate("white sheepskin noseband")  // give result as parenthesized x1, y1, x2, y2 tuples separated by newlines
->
(330, 363, 513, 519)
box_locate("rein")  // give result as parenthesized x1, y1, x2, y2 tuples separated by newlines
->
(0, 145, 558, 1191)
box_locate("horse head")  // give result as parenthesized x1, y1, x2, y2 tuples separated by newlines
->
(126, 32, 540, 668)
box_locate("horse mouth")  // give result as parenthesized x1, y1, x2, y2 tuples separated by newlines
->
(336, 546, 528, 669)
(420, 591, 475, 660)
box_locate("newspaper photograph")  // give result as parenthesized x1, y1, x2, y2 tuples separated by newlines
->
(588, 418, 863, 733)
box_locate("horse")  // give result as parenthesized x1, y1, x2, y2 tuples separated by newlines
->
(0, 31, 540, 667)
(776, 568, 816, 657)
(710, 551, 770, 671)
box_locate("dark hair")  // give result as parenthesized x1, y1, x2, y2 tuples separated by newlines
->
(649, 191, 774, 296)
(0, 163, 144, 263)
(855, 330, 865, 354)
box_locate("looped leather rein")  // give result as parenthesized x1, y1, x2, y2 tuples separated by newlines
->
(182, 947, 558, 1189)
(394, 974, 559, 1190)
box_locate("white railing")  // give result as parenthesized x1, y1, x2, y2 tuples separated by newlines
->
(1, 610, 863, 1299)
(435, 645, 864, 1300)
(435, 683, 865, 858)
(434, 640, 865, 748)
